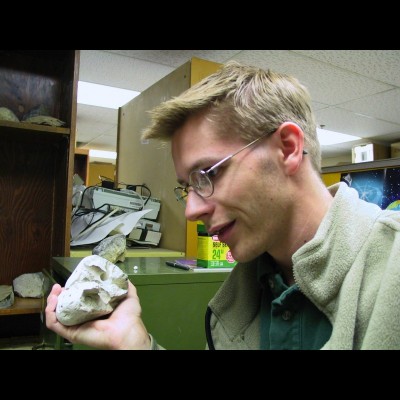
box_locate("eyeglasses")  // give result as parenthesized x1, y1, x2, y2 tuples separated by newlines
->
(174, 131, 308, 206)
(174, 129, 308, 206)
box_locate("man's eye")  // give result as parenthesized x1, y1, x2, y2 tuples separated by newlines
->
(207, 167, 220, 179)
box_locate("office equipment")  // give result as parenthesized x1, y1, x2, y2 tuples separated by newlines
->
(129, 228, 162, 246)
(92, 187, 144, 211)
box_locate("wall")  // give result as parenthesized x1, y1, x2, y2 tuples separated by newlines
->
(117, 62, 191, 252)
(321, 154, 352, 168)
(87, 162, 116, 187)
(116, 58, 222, 256)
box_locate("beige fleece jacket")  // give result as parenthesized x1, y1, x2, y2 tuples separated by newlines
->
(207, 183, 400, 350)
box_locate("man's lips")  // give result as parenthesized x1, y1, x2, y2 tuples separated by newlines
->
(209, 221, 235, 236)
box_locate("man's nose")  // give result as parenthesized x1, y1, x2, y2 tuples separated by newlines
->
(184, 191, 213, 221)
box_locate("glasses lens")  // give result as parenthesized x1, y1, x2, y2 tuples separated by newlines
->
(189, 171, 213, 197)
(174, 187, 188, 205)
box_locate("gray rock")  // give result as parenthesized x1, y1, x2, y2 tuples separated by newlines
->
(92, 233, 127, 264)
(23, 115, 66, 126)
(56, 255, 128, 326)
(0, 285, 14, 309)
(13, 272, 44, 298)
(0, 107, 19, 122)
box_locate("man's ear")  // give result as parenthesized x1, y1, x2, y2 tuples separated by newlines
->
(276, 122, 306, 175)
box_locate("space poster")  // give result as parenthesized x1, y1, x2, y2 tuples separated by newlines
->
(341, 167, 400, 211)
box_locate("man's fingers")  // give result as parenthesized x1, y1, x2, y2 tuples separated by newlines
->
(45, 284, 62, 327)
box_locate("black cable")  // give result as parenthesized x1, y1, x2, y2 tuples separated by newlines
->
(134, 184, 151, 206)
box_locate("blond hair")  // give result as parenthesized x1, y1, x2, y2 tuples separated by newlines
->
(142, 60, 321, 172)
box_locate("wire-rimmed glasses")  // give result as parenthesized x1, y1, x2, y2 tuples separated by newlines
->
(174, 130, 308, 206)
(174, 130, 302, 206)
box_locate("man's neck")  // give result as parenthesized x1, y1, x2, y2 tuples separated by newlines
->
(272, 176, 334, 286)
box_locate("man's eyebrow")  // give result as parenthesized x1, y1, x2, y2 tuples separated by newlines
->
(176, 156, 219, 187)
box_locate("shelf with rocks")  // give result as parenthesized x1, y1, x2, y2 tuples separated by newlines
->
(0, 120, 70, 136)
(0, 50, 79, 294)
(0, 297, 42, 316)
(0, 50, 78, 339)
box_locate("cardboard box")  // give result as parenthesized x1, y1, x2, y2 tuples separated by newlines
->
(197, 221, 208, 234)
(197, 234, 237, 268)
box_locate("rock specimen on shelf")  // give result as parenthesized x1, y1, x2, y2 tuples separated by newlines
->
(56, 255, 128, 326)
(92, 233, 127, 264)
(21, 104, 50, 120)
(21, 104, 66, 126)
(13, 272, 44, 298)
(0, 285, 14, 309)
(23, 115, 66, 126)
(0, 107, 19, 122)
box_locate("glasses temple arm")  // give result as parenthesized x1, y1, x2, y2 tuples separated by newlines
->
(206, 155, 233, 173)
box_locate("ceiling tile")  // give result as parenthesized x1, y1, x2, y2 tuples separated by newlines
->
(77, 104, 118, 124)
(74, 50, 400, 161)
(81, 134, 117, 151)
(315, 106, 400, 140)
(293, 50, 400, 87)
(77, 120, 116, 141)
(230, 50, 393, 105)
(79, 50, 174, 92)
(312, 101, 330, 111)
(104, 50, 242, 68)
(341, 88, 400, 125)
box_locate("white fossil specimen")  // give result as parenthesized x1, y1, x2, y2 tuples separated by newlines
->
(56, 255, 128, 326)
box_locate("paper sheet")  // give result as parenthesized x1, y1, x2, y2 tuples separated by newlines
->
(71, 209, 151, 246)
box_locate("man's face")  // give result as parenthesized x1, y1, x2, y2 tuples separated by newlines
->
(171, 113, 289, 263)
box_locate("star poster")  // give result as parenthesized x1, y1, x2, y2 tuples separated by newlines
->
(341, 168, 400, 211)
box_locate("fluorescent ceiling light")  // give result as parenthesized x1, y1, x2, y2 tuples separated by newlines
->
(317, 128, 361, 146)
(78, 81, 140, 109)
(89, 149, 117, 160)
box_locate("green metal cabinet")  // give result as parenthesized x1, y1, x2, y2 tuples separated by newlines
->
(50, 257, 230, 350)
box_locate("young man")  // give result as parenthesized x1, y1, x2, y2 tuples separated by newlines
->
(46, 61, 400, 349)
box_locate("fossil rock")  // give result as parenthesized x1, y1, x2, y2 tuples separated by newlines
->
(13, 272, 44, 298)
(56, 255, 128, 326)
(24, 115, 66, 126)
(22, 104, 50, 120)
(0, 285, 14, 309)
(92, 234, 127, 263)
(0, 107, 19, 122)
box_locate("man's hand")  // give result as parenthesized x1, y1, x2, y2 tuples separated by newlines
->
(45, 281, 151, 350)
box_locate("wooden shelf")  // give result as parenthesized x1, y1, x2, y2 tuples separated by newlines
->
(74, 148, 89, 186)
(0, 120, 70, 136)
(0, 297, 42, 316)
(0, 50, 79, 288)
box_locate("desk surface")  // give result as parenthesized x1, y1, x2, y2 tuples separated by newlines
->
(70, 247, 185, 258)
(52, 257, 231, 285)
